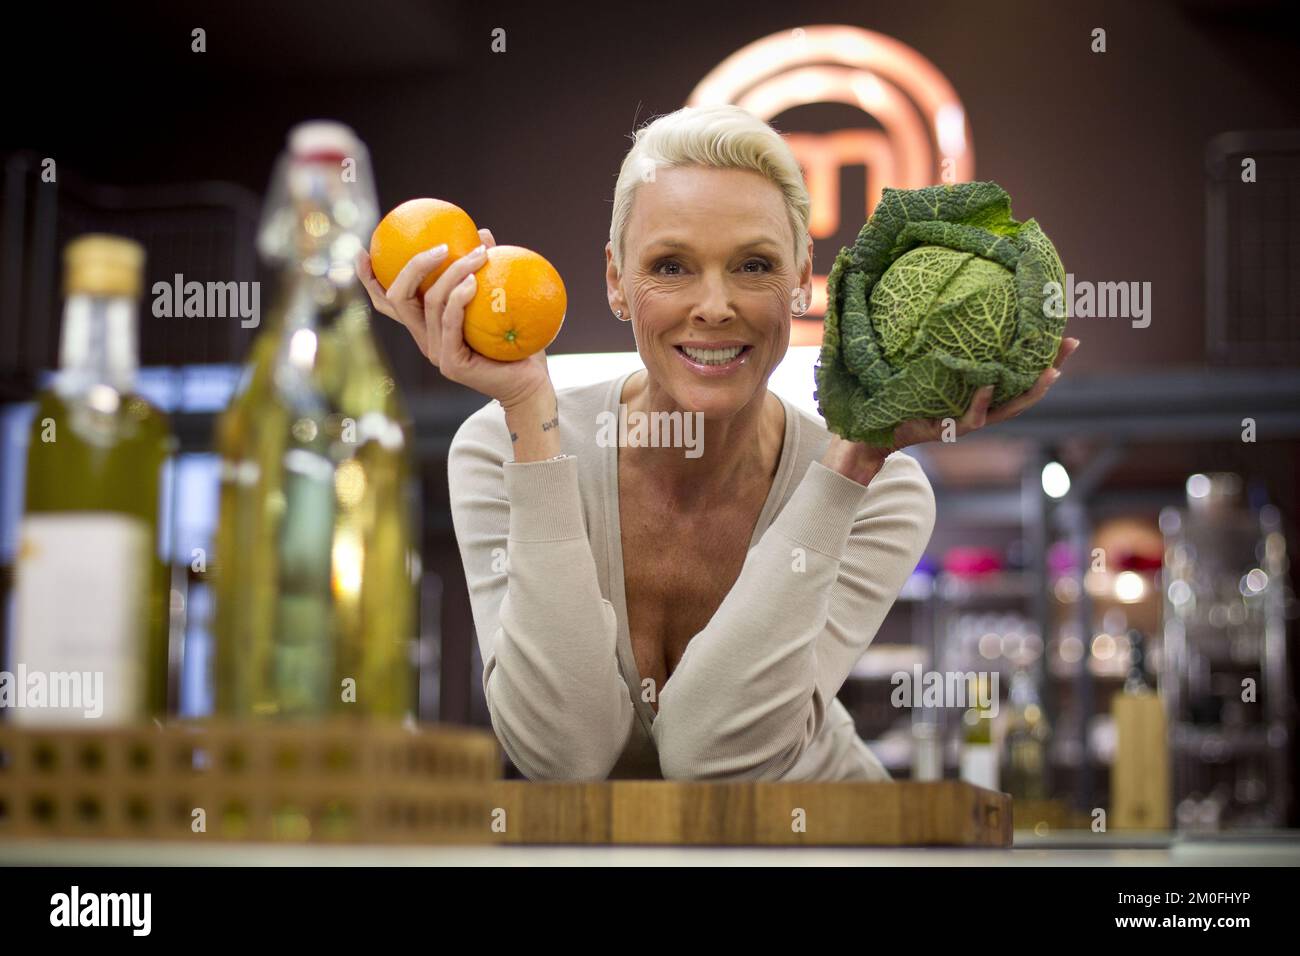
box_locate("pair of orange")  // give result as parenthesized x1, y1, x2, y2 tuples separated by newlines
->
(368, 198, 566, 361)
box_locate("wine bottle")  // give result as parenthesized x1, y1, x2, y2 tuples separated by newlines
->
(10, 235, 172, 724)
(1002, 666, 1050, 801)
(212, 121, 417, 720)
(959, 672, 1000, 790)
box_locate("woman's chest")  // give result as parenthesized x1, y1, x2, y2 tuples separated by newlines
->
(617, 488, 769, 705)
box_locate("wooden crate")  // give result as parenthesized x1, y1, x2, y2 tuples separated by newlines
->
(0, 719, 501, 844)
(489, 780, 1012, 847)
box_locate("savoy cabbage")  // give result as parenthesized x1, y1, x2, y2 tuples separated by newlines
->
(814, 181, 1067, 448)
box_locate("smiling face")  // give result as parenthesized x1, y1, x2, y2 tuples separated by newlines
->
(607, 165, 812, 418)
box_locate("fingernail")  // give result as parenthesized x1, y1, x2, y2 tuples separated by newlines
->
(471, 244, 487, 259)
(1050, 369, 1062, 381)
(429, 243, 448, 257)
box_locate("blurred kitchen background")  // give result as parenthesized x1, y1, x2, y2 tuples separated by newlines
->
(1, 0, 1297, 828)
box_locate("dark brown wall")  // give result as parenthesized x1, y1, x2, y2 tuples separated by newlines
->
(4, 0, 1297, 393)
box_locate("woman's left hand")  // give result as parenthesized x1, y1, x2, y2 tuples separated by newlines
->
(822, 337, 1080, 484)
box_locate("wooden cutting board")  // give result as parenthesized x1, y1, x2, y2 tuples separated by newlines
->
(488, 780, 1011, 847)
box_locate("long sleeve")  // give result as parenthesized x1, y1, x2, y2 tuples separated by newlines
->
(447, 410, 635, 780)
(651, 452, 935, 780)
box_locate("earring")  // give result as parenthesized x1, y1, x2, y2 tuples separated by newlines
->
(791, 290, 809, 317)
(615, 309, 626, 321)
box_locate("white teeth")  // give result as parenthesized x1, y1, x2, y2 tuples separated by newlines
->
(681, 345, 744, 365)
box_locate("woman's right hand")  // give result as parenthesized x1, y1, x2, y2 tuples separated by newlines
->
(357, 227, 554, 410)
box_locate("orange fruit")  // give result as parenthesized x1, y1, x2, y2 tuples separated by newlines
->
(368, 198, 480, 296)
(462, 245, 567, 361)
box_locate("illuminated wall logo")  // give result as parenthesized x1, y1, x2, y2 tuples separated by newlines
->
(688, 25, 974, 345)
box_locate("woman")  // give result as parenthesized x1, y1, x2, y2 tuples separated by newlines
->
(359, 104, 1079, 781)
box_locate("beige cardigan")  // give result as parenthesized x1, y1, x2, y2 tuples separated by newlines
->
(448, 370, 936, 781)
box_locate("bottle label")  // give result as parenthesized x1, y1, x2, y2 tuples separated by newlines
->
(960, 745, 1000, 792)
(9, 513, 150, 724)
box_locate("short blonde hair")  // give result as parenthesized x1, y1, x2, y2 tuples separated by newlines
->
(609, 104, 811, 276)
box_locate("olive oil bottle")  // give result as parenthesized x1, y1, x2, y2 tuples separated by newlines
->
(10, 235, 172, 724)
(959, 672, 1000, 790)
(212, 121, 417, 720)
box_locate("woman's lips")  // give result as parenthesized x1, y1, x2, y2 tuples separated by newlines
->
(673, 344, 753, 377)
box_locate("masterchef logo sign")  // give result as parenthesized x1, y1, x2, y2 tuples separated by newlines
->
(687, 25, 974, 345)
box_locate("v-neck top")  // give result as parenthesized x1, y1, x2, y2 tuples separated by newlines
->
(603, 371, 797, 753)
(448, 370, 936, 781)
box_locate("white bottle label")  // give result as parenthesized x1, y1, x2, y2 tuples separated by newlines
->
(9, 513, 150, 724)
(960, 745, 1000, 791)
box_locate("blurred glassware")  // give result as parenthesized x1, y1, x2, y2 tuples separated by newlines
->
(212, 121, 417, 721)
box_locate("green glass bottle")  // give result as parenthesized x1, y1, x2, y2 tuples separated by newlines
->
(212, 121, 417, 720)
(11, 235, 173, 724)
(323, 298, 417, 717)
(959, 672, 1000, 790)
(1002, 667, 1050, 801)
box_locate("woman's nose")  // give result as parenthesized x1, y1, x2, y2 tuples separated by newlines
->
(690, 273, 736, 323)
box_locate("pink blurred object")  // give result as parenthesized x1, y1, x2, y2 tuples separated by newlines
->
(1115, 550, 1162, 571)
(1048, 540, 1077, 576)
(1045, 541, 1161, 575)
(943, 546, 1003, 578)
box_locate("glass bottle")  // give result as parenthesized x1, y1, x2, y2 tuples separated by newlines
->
(11, 234, 173, 724)
(212, 121, 417, 720)
(959, 672, 1000, 790)
(1002, 666, 1051, 801)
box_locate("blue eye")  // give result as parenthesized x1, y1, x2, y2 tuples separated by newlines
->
(654, 259, 682, 276)
(742, 258, 772, 273)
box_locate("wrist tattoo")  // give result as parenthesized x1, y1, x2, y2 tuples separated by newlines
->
(509, 430, 518, 443)
(541, 415, 559, 432)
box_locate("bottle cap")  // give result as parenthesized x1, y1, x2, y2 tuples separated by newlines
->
(63, 234, 145, 297)
(256, 120, 378, 265)
(288, 120, 361, 162)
